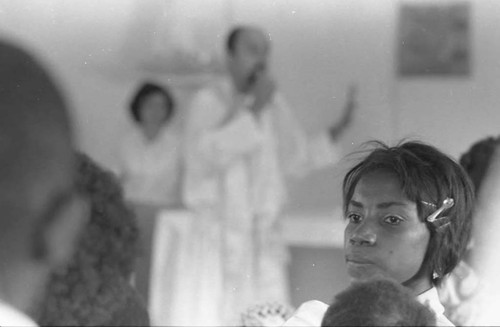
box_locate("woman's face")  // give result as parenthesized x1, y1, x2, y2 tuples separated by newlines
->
(139, 92, 169, 128)
(343, 170, 432, 293)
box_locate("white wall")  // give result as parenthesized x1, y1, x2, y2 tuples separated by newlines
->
(1, 0, 499, 211)
(231, 0, 500, 213)
(230, 0, 397, 212)
(396, 1, 500, 156)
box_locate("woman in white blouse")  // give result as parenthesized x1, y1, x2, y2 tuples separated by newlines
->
(117, 82, 182, 306)
(118, 82, 182, 207)
(284, 141, 474, 327)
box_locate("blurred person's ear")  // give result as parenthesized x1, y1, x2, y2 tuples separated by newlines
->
(33, 194, 89, 268)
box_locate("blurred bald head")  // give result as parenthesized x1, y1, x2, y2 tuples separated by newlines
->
(0, 40, 84, 315)
(0, 39, 74, 237)
(226, 25, 270, 56)
(226, 25, 271, 92)
(0, 41, 72, 176)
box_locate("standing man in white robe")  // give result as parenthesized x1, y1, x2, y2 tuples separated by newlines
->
(180, 25, 356, 326)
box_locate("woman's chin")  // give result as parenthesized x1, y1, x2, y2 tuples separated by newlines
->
(346, 263, 392, 282)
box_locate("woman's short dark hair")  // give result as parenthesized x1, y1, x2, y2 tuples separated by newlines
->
(129, 82, 175, 124)
(342, 141, 475, 286)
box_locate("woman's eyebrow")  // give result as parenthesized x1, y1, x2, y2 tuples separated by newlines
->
(349, 200, 363, 208)
(377, 201, 407, 209)
(349, 200, 408, 209)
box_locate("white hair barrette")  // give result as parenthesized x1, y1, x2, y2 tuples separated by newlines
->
(426, 198, 454, 223)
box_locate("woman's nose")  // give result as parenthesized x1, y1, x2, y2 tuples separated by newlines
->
(349, 221, 377, 246)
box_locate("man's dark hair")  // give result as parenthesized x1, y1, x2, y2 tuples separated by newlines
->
(322, 279, 436, 326)
(226, 26, 247, 55)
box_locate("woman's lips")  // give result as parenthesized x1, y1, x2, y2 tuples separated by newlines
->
(345, 256, 375, 265)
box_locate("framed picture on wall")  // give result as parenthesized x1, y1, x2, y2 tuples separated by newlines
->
(397, 1, 471, 77)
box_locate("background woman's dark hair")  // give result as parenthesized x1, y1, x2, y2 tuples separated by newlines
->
(458, 135, 500, 264)
(129, 82, 175, 124)
(36, 153, 149, 326)
(342, 141, 475, 286)
(459, 135, 500, 195)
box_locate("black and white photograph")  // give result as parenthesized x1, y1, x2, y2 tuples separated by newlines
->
(0, 0, 499, 326)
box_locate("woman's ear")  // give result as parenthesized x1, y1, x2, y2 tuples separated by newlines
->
(33, 194, 88, 268)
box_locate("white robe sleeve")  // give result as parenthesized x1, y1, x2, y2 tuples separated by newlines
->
(199, 110, 264, 167)
(182, 87, 264, 208)
(186, 88, 264, 167)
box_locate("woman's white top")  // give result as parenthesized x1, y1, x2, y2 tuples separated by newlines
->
(119, 126, 182, 206)
(0, 300, 38, 326)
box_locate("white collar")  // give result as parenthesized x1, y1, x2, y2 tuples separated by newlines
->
(416, 287, 454, 326)
(416, 287, 445, 315)
(0, 300, 38, 326)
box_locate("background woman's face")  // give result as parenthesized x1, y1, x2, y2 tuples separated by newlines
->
(343, 170, 431, 293)
(139, 92, 169, 128)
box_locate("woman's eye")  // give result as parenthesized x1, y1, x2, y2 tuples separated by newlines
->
(384, 215, 404, 225)
(347, 213, 363, 224)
